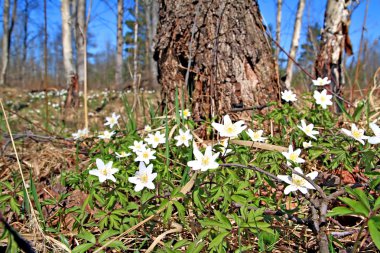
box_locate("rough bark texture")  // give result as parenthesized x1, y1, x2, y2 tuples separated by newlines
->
(115, 0, 124, 89)
(154, 0, 280, 120)
(61, 0, 75, 87)
(315, 0, 352, 110)
(284, 0, 305, 89)
(76, 0, 86, 87)
(275, 0, 282, 62)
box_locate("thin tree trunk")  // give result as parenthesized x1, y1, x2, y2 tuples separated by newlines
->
(21, 0, 29, 87)
(151, 0, 159, 88)
(275, 0, 282, 63)
(115, 0, 124, 89)
(61, 0, 75, 87)
(76, 0, 86, 88)
(315, 0, 352, 112)
(44, 0, 49, 125)
(155, 0, 280, 121)
(132, 0, 140, 108)
(284, 0, 305, 89)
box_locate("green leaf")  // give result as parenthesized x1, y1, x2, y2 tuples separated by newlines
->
(368, 218, 380, 250)
(374, 197, 380, 211)
(72, 243, 94, 253)
(339, 197, 369, 217)
(9, 197, 20, 215)
(199, 219, 231, 230)
(163, 203, 173, 224)
(208, 231, 229, 250)
(327, 207, 354, 217)
(214, 210, 232, 230)
(98, 230, 119, 243)
(353, 100, 365, 122)
(77, 230, 96, 244)
(186, 241, 205, 253)
(173, 200, 186, 222)
(30, 175, 44, 223)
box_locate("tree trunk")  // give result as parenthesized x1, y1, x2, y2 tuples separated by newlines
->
(284, 0, 305, 89)
(315, 0, 352, 111)
(76, 0, 86, 88)
(61, 0, 75, 87)
(1, 0, 17, 86)
(115, 0, 124, 89)
(132, 0, 140, 108)
(275, 0, 282, 63)
(151, 0, 159, 88)
(154, 0, 280, 120)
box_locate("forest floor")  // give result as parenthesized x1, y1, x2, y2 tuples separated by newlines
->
(1, 86, 380, 253)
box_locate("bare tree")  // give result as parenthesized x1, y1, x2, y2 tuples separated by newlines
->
(61, 0, 75, 87)
(315, 0, 353, 111)
(132, 0, 139, 108)
(284, 0, 305, 89)
(155, 0, 280, 120)
(1, 0, 18, 86)
(76, 0, 86, 88)
(276, 0, 282, 62)
(115, 0, 124, 89)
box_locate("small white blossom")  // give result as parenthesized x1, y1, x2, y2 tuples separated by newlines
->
(72, 128, 89, 140)
(302, 141, 312, 149)
(312, 77, 331, 86)
(98, 130, 115, 140)
(174, 129, 193, 147)
(297, 120, 319, 140)
(179, 109, 191, 119)
(187, 145, 219, 172)
(144, 125, 152, 132)
(341, 124, 368, 145)
(368, 122, 380, 144)
(145, 131, 166, 148)
(104, 113, 120, 128)
(212, 114, 246, 138)
(313, 89, 332, 109)
(281, 90, 297, 102)
(277, 167, 318, 195)
(128, 162, 157, 192)
(115, 151, 131, 158)
(282, 145, 305, 166)
(135, 147, 156, 164)
(89, 159, 118, 183)
(246, 129, 267, 142)
(218, 139, 232, 155)
(129, 141, 147, 154)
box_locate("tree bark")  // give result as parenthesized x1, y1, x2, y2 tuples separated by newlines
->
(61, 0, 75, 87)
(1, 0, 17, 86)
(315, 0, 352, 111)
(284, 0, 305, 89)
(115, 0, 124, 89)
(154, 0, 280, 120)
(275, 0, 282, 63)
(76, 0, 86, 88)
(132, 0, 140, 108)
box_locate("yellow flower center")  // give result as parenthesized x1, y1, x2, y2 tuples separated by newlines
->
(181, 135, 187, 141)
(320, 96, 326, 102)
(289, 153, 298, 162)
(225, 125, 235, 134)
(101, 169, 108, 176)
(352, 130, 362, 139)
(140, 173, 149, 183)
(305, 126, 312, 134)
(292, 177, 304, 187)
(201, 156, 210, 166)
(143, 152, 149, 158)
(253, 133, 260, 139)
(154, 136, 160, 142)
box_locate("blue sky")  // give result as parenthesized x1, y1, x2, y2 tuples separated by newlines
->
(6, 0, 380, 60)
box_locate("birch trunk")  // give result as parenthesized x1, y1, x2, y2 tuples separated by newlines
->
(155, 0, 280, 120)
(150, 0, 159, 88)
(275, 0, 282, 62)
(115, 0, 124, 89)
(76, 0, 86, 88)
(315, 0, 352, 112)
(61, 0, 75, 87)
(132, 0, 139, 107)
(284, 0, 305, 89)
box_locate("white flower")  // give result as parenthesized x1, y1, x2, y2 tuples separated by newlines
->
(368, 122, 380, 144)
(144, 125, 152, 132)
(313, 89, 332, 109)
(211, 114, 246, 138)
(174, 129, 193, 147)
(98, 130, 115, 140)
(282, 145, 305, 166)
(128, 162, 157, 192)
(135, 147, 156, 164)
(115, 151, 131, 158)
(89, 159, 118, 183)
(129, 141, 147, 154)
(104, 113, 120, 128)
(281, 90, 297, 102)
(302, 141, 312, 149)
(246, 129, 267, 142)
(72, 128, 89, 140)
(297, 120, 319, 140)
(179, 109, 191, 119)
(187, 145, 219, 171)
(312, 77, 331, 86)
(341, 123, 368, 145)
(145, 131, 166, 148)
(277, 167, 318, 195)
(218, 139, 232, 155)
